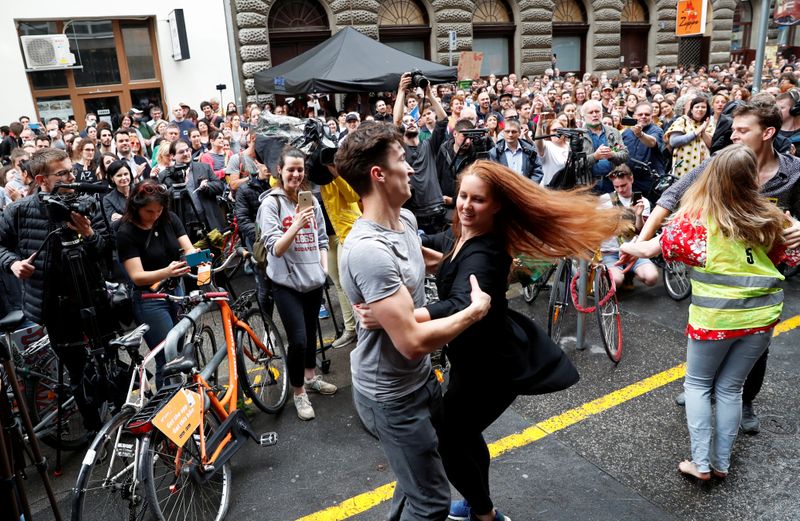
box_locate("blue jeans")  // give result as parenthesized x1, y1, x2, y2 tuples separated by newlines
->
(131, 286, 184, 388)
(684, 332, 771, 473)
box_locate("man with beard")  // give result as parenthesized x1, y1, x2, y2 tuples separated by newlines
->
(98, 127, 115, 156)
(393, 72, 449, 233)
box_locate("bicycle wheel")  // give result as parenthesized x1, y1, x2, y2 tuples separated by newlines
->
(594, 265, 623, 364)
(236, 307, 289, 414)
(663, 260, 691, 301)
(523, 263, 556, 305)
(27, 349, 89, 451)
(547, 259, 572, 343)
(141, 410, 231, 521)
(71, 405, 147, 521)
(193, 325, 218, 386)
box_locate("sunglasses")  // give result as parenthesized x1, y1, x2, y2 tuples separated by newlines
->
(607, 170, 631, 179)
(137, 182, 167, 195)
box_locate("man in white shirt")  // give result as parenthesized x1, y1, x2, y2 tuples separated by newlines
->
(599, 165, 658, 288)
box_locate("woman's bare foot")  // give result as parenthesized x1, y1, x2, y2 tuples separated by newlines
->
(678, 460, 710, 481)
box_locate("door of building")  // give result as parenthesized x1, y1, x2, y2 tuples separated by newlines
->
(80, 92, 124, 128)
(620, 30, 648, 69)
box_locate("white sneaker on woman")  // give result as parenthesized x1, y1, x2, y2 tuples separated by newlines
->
(293, 393, 315, 420)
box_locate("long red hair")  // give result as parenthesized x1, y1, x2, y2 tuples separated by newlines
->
(453, 160, 623, 259)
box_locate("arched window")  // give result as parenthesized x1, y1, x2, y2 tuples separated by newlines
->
(268, 0, 331, 66)
(552, 0, 588, 74)
(472, 0, 515, 76)
(378, 0, 431, 59)
(620, 0, 650, 69)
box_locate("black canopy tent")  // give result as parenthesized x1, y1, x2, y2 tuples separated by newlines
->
(253, 27, 458, 95)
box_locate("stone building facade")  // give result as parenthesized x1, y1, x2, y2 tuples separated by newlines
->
(231, 0, 782, 104)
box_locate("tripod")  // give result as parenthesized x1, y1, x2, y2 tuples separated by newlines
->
(0, 336, 63, 521)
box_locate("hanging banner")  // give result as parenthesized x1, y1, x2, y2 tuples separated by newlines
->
(775, 0, 800, 25)
(675, 0, 707, 37)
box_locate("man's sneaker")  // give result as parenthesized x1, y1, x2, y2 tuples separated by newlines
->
(741, 403, 760, 434)
(332, 329, 357, 349)
(319, 304, 330, 319)
(469, 510, 511, 521)
(293, 393, 315, 420)
(448, 499, 471, 520)
(304, 375, 337, 395)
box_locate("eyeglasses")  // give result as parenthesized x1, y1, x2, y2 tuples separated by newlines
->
(137, 182, 167, 195)
(48, 169, 73, 179)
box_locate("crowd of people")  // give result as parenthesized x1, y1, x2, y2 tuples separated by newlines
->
(0, 56, 799, 521)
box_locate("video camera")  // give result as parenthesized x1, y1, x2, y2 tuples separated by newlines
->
(553, 127, 589, 152)
(161, 163, 190, 186)
(458, 127, 493, 158)
(43, 182, 109, 223)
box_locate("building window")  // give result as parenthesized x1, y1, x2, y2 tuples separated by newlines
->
(18, 18, 164, 125)
(552, 0, 588, 75)
(620, 0, 650, 69)
(378, 0, 431, 59)
(268, 0, 328, 30)
(621, 0, 647, 22)
(472, 0, 515, 76)
(731, 0, 752, 51)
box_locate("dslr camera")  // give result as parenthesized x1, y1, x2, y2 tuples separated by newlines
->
(458, 127, 493, 158)
(409, 69, 430, 90)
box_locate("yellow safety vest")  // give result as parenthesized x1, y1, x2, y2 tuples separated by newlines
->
(689, 221, 784, 331)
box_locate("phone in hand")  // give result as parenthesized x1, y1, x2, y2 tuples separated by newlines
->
(621, 117, 638, 126)
(632, 192, 643, 204)
(297, 190, 314, 211)
(184, 249, 212, 268)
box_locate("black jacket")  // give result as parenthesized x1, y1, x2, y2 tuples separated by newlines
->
(234, 176, 271, 245)
(488, 139, 544, 183)
(0, 192, 109, 325)
(101, 189, 127, 233)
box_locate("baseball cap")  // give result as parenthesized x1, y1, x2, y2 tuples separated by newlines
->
(345, 112, 360, 122)
(129, 108, 143, 114)
(602, 83, 613, 91)
(179, 102, 190, 108)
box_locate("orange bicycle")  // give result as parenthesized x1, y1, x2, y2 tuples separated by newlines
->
(135, 287, 287, 521)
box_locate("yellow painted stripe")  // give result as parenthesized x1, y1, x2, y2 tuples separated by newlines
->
(296, 315, 800, 521)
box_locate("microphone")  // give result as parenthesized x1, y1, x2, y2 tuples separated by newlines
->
(54, 182, 111, 194)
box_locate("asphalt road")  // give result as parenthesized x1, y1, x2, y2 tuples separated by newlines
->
(23, 271, 800, 521)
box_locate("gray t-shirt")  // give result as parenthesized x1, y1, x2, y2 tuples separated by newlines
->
(340, 209, 431, 401)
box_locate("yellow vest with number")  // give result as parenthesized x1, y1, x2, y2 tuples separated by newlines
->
(689, 221, 784, 331)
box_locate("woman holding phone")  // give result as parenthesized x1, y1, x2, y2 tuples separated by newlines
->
(258, 147, 335, 421)
(116, 179, 197, 387)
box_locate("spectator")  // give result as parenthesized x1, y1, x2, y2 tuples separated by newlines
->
(97, 152, 119, 183)
(34, 135, 51, 150)
(776, 90, 800, 155)
(200, 101, 224, 130)
(534, 115, 570, 186)
(147, 106, 166, 131)
(485, 113, 500, 143)
(116, 129, 151, 182)
(228, 112, 246, 154)
(197, 120, 211, 148)
(598, 165, 658, 288)
(97, 127, 115, 156)
(581, 100, 629, 193)
(258, 147, 336, 421)
(117, 179, 196, 387)
(188, 127, 206, 161)
(72, 139, 98, 183)
(5, 149, 30, 201)
(200, 130, 230, 179)
(118, 113, 148, 152)
(0, 122, 22, 165)
(488, 119, 543, 182)
(664, 96, 714, 177)
(621, 101, 665, 194)
(79, 112, 98, 138)
(373, 99, 392, 123)
(170, 104, 194, 144)
(338, 112, 360, 143)
(101, 160, 132, 227)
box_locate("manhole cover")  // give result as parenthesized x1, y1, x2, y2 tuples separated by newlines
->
(760, 415, 797, 435)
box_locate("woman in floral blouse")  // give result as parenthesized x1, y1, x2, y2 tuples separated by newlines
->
(621, 144, 799, 481)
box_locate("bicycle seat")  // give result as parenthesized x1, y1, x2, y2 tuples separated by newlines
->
(0, 311, 25, 333)
(162, 341, 197, 377)
(109, 324, 150, 350)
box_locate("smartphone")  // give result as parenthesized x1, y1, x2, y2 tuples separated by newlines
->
(621, 117, 638, 126)
(29, 122, 41, 131)
(297, 190, 314, 211)
(184, 249, 212, 268)
(632, 192, 643, 204)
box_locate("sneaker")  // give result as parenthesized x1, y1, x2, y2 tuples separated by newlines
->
(469, 510, 511, 521)
(448, 499, 471, 520)
(293, 393, 315, 420)
(332, 329, 357, 349)
(304, 375, 337, 395)
(319, 304, 330, 319)
(741, 403, 760, 434)
(675, 392, 686, 406)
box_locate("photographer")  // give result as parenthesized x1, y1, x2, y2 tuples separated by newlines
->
(436, 119, 493, 218)
(0, 148, 113, 433)
(488, 119, 543, 183)
(158, 140, 226, 239)
(393, 71, 450, 233)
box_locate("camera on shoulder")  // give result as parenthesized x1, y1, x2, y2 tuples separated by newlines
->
(42, 182, 107, 223)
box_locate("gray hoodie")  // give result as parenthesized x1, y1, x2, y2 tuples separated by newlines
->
(257, 188, 328, 292)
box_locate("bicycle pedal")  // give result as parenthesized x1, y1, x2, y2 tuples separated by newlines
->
(258, 432, 278, 447)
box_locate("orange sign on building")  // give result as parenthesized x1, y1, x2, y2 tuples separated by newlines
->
(676, 0, 707, 36)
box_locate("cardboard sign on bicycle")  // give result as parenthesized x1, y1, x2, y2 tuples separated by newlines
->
(152, 389, 203, 447)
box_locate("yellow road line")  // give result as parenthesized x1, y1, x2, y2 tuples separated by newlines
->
(296, 315, 800, 521)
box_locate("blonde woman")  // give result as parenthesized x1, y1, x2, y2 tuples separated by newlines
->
(621, 145, 799, 481)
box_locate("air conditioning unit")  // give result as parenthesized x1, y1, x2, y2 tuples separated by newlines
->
(20, 34, 76, 69)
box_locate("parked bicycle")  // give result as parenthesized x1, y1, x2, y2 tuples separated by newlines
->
(512, 255, 558, 305)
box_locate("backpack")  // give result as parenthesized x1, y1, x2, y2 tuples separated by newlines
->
(252, 192, 281, 270)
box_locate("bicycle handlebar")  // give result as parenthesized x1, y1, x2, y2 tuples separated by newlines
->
(185, 247, 250, 280)
(140, 291, 229, 302)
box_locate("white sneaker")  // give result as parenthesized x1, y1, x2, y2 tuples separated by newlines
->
(331, 329, 357, 349)
(293, 393, 315, 420)
(304, 375, 337, 395)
